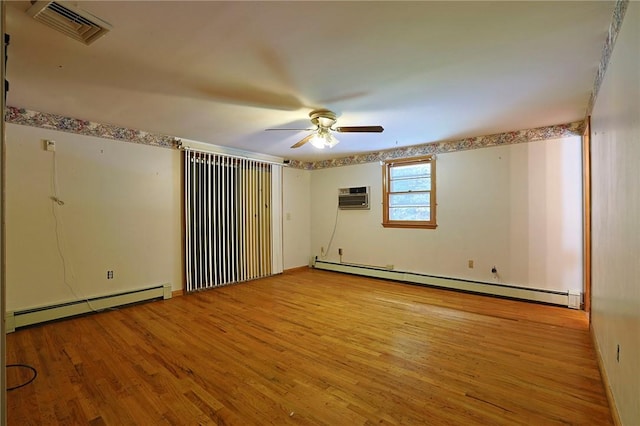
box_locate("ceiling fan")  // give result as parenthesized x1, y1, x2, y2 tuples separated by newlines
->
(266, 109, 384, 149)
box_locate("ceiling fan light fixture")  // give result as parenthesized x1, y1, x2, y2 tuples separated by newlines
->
(308, 129, 339, 149)
(325, 132, 339, 148)
(309, 134, 327, 149)
(280, 108, 380, 149)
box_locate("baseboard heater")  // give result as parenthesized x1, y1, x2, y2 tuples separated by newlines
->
(312, 259, 570, 306)
(5, 283, 172, 333)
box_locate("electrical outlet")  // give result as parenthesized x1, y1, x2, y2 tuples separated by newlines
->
(338, 248, 343, 256)
(468, 260, 474, 268)
(491, 266, 497, 274)
(107, 270, 114, 279)
(44, 139, 56, 152)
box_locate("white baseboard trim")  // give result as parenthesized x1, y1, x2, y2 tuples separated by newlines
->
(590, 326, 622, 425)
(312, 259, 569, 306)
(6, 283, 172, 333)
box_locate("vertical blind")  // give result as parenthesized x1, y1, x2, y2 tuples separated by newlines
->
(184, 150, 278, 292)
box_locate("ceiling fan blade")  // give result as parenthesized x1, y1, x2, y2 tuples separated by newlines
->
(336, 126, 384, 133)
(290, 134, 314, 149)
(265, 128, 314, 131)
(196, 83, 306, 111)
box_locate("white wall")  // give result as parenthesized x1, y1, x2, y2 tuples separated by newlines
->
(590, 2, 640, 424)
(5, 124, 183, 311)
(0, 4, 6, 418)
(310, 136, 583, 292)
(282, 167, 311, 269)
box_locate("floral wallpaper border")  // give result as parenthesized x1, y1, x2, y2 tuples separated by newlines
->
(5, 106, 180, 148)
(6, 105, 584, 171)
(586, 0, 628, 116)
(288, 120, 585, 170)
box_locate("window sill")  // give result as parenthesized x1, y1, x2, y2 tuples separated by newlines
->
(382, 222, 438, 229)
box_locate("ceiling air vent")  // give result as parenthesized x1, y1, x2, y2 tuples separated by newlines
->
(27, 1, 112, 45)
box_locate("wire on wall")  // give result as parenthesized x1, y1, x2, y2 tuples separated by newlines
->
(320, 204, 340, 260)
(50, 149, 101, 313)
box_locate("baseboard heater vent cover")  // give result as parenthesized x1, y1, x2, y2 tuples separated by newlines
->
(312, 259, 569, 306)
(6, 283, 172, 333)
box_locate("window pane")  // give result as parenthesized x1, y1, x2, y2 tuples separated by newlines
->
(390, 163, 430, 179)
(390, 177, 431, 192)
(389, 207, 431, 221)
(390, 193, 430, 207)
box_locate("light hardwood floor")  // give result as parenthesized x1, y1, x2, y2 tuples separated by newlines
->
(7, 269, 612, 425)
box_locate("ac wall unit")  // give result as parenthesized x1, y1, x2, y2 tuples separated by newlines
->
(338, 186, 369, 210)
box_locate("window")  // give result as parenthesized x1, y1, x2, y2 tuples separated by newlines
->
(382, 155, 436, 229)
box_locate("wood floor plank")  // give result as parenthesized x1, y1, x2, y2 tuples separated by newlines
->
(7, 269, 612, 425)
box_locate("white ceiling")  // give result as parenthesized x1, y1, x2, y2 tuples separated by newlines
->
(6, 1, 614, 161)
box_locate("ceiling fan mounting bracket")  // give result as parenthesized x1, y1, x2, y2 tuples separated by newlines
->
(309, 109, 337, 129)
